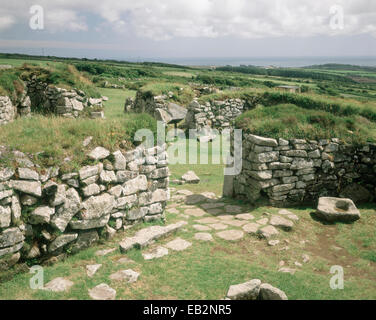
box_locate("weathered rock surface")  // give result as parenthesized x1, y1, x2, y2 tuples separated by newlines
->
(316, 197, 361, 222)
(89, 283, 116, 300)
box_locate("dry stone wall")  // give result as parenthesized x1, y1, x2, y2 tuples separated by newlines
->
(230, 133, 376, 207)
(129, 91, 187, 125)
(0, 144, 169, 266)
(0, 96, 17, 126)
(27, 80, 104, 119)
(185, 99, 245, 132)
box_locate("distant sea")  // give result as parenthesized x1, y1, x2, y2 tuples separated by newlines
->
(133, 56, 376, 68)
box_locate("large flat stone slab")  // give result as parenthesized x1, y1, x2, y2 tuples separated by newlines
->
(216, 230, 244, 241)
(242, 223, 260, 235)
(209, 223, 228, 231)
(269, 215, 294, 231)
(193, 224, 212, 231)
(165, 238, 192, 251)
(119, 221, 187, 253)
(185, 208, 207, 217)
(194, 233, 213, 242)
(258, 226, 279, 239)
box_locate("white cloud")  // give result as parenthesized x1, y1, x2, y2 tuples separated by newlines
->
(1, 0, 376, 39)
(0, 15, 15, 30)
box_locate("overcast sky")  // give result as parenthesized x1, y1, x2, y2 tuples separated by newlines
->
(0, 0, 376, 63)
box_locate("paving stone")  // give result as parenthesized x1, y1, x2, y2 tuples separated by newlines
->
(235, 213, 255, 221)
(119, 221, 187, 253)
(209, 223, 228, 230)
(142, 246, 169, 260)
(195, 217, 219, 224)
(217, 215, 235, 221)
(287, 214, 299, 221)
(201, 192, 217, 199)
(185, 194, 206, 205)
(86, 264, 102, 278)
(89, 283, 116, 300)
(256, 218, 269, 225)
(270, 215, 294, 231)
(225, 205, 243, 214)
(268, 240, 280, 246)
(110, 269, 140, 283)
(44, 277, 74, 292)
(206, 209, 223, 215)
(258, 225, 279, 239)
(223, 220, 247, 227)
(165, 238, 192, 251)
(216, 230, 244, 241)
(200, 202, 225, 210)
(194, 233, 213, 242)
(242, 223, 260, 235)
(193, 224, 212, 231)
(184, 208, 207, 217)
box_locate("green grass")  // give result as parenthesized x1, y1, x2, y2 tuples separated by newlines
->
(0, 114, 156, 172)
(235, 104, 376, 144)
(98, 88, 137, 120)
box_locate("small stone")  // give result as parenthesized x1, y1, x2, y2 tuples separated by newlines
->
(165, 238, 192, 251)
(195, 233, 213, 241)
(226, 279, 261, 300)
(269, 215, 294, 231)
(142, 246, 169, 260)
(235, 213, 255, 220)
(242, 223, 260, 235)
(185, 208, 207, 217)
(86, 264, 102, 278)
(193, 224, 211, 231)
(88, 147, 110, 161)
(181, 171, 200, 184)
(295, 261, 303, 267)
(89, 283, 116, 300)
(109, 269, 140, 283)
(302, 254, 310, 263)
(256, 218, 268, 225)
(259, 283, 288, 300)
(209, 223, 228, 230)
(268, 240, 280, 246)
(258, 225, 279, 239)
(44, 278, 74, 292)
(216, 230, 244, 241)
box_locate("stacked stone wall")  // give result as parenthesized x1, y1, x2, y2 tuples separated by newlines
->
(231, 134, 376, 206)
(0, 144, 169, 266)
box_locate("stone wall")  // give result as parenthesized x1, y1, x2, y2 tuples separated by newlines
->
(129, 91, 187, 125)
(27, 80, 105, 119)
(0, 144, 169, 266)
(230, 133, 376, 207)
(0, 96, 17, 126)
(185, 98, 245, 132)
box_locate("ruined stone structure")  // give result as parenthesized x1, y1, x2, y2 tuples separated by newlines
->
(0, 144, 169, 265)
(27, 79, 104, 119)
(185, 98, 245, 132)
(227, 133, 376, 207)
(129, 91, 187, 125)
(0, 80, 105, 127)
